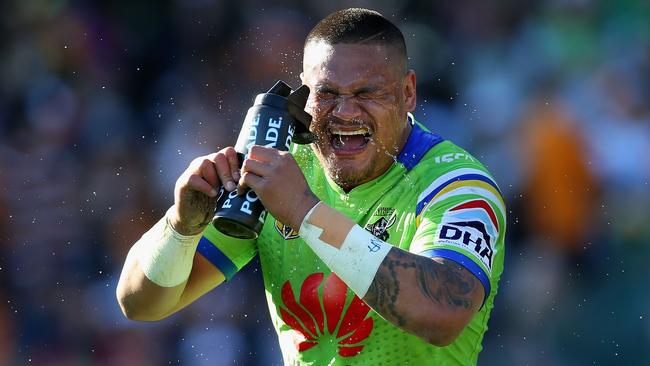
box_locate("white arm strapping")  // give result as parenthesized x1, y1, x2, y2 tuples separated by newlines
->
(299, 202, 391, 298)
(134, 208, 202, 287)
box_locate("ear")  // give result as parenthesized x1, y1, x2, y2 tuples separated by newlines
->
(299, 72, 305, 84)
(403, 69, 417, 112)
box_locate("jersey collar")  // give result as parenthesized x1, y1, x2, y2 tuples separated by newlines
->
(397, 113, 444, 171)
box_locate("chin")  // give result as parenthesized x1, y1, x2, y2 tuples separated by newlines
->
(315, 144, 375, 186)
(330, 173, 365, 191)
(325, 160, 373, 190)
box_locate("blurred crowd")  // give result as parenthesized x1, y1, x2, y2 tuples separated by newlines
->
(0, 0, 648, 365)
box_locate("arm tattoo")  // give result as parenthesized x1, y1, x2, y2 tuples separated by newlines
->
(364, 247, 478, 327)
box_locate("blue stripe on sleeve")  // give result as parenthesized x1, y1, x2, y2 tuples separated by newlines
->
(196, 237, 238, 281)
(419, 248, 491, 308)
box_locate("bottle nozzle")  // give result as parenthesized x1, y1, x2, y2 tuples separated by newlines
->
(287, 84, 315, 144)
(267, 80, 292, 97)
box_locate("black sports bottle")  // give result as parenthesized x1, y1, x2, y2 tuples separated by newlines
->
(212, 81, 313, 239)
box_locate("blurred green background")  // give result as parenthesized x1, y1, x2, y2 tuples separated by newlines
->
(1, 0, 649, 365)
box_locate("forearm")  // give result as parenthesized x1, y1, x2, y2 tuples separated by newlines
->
(299, 202, 482, 345)
(363, 247, 481, 345)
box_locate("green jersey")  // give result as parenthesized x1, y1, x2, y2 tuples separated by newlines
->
(197, 116, 506, 365)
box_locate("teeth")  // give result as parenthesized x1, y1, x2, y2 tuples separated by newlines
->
(330, 128, 369, 136)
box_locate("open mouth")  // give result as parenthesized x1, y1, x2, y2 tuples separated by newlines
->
(328, 126, 372, 153)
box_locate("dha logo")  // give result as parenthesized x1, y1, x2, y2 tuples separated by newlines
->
(435, 199, 499, 270)
(437, 221, 493, 269)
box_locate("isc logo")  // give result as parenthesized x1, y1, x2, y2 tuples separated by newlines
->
(434, 153, 475, 164)
(437, 221, 493, 269)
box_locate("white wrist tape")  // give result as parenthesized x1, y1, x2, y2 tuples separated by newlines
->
(299, 202, 392, 298)
(135, 208, 202, 287)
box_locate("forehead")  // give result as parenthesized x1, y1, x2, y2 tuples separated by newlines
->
(302, 41, 402, 88)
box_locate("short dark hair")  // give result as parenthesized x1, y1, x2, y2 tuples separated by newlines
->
(305, 8, 407, 70)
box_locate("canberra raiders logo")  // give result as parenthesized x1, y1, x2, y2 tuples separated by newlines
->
(364, 207, 396, 241)
(275, 219, 299, 240)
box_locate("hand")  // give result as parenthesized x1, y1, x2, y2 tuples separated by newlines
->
(238, 145, 319, 230)
(170, 147, 240, 235)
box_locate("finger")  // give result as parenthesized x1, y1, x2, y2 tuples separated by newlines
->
(198, 158, 219, 188)
(241, 158, 273, 177)
(223, 147, 241, 181)
(186, 173, 217, 197)
(247, 145, 277, 161)
(213, 153, 237, 192)
(238, 171, 264, 195)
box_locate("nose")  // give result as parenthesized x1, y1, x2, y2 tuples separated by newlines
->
(331, 95, 362, 122)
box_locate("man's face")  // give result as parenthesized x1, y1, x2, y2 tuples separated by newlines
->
(301, 41, 416, 191)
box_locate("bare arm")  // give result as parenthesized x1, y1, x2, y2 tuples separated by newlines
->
(363, 248, 484, 346)
(116, 147, 241, 320)
(116, 245, 225, 321)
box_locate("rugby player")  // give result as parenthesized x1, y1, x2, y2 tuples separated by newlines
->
(117, 8, 506, 365)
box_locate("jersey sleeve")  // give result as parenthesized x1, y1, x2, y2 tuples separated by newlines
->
(410, 167, 506, 303)
(195, 224, 257, 281)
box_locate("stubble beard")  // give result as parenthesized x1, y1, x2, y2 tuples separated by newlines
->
(310, 118, 384, 191)
(313, 144, 378, 192)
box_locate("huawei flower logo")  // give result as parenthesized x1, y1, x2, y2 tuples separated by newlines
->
(279, 272, 374, 360)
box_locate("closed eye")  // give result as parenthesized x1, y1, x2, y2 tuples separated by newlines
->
(356, 87, 383, 99)
(315, 86, 338, 98)
(314, 85, 387, 102)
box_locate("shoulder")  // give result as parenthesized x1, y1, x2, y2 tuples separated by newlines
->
(416, 140, 499, 188)
(408, 125, 507, 295)
(414, 141, 504, 215)
(403, 118, 500, 196)
(403, 119, 505, 226)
